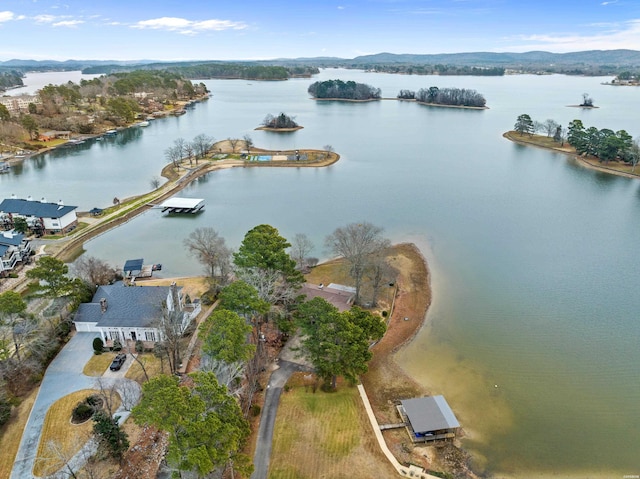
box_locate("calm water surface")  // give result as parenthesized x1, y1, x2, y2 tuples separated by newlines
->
(4, 70, 640, 477)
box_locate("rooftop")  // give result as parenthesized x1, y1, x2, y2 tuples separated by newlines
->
(0, 198, 77, 219)
(400, 396, 460, 433)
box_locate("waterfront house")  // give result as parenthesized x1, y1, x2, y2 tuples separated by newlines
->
(0, 197, 78, 235)
(73, 282, 201, 344)
(397, 396, 460, 443)
(0, 231, 32, 276)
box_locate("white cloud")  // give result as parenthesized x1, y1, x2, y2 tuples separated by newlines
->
(132, 16, 246, 34)
(53, 19, 84, 27)
(33, 14, 58, 24)
(0, 11, 15, 22)
(503, 19, 640, 52)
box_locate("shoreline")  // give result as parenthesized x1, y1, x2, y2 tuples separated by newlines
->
(25, 142, 340, 266)
(310, 96, 488, 109)
(254, 125, 304, 132)
(503, 130, 640, 180)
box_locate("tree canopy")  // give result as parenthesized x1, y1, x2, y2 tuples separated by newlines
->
(308, 79, 381, 100)
(296, 297, 386, 389)
(514, 114, 535, 136)
(200, 309, 255, 364)
(132, 372, 251, 478)
(26, 256, 73, 297)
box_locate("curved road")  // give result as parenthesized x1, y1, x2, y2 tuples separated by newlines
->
(250, 360, 303, 479)
(10, 332, 141, 479)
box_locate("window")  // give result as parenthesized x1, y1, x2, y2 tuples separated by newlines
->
(145, 331, 156, 342)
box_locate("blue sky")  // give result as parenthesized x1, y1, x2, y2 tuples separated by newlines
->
(1, 0, 640, 61)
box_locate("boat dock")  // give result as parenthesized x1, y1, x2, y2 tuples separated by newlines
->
(157, 197, 205, 214)
(123, 258, 161, 281)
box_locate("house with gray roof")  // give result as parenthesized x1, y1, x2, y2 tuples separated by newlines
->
(0, 196, 78, 235)
(73, 282, 201, 344)
(0, 231, 32, 276)
(397, 396, 460, 443)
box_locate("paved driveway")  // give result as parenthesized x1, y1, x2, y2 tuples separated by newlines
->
(10, 333, 141, 479)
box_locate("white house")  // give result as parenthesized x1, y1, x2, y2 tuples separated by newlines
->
(0, 197, 78, 235)
(73, 282, 201, 344)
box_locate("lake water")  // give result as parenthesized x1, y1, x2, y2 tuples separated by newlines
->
(3, 70, 640, 477)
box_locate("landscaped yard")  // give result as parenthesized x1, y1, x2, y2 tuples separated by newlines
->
(83, 352, 119, 376)
(268, 374, 396, 479)
(125, 354, 166, 383)
(33, 389, 121, 477)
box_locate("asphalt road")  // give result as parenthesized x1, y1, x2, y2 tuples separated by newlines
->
(250, 360, 301, 479)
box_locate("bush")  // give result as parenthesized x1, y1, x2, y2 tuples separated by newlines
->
(250, 404, 261, 417)
(201, 290, 217, 306)
(72, 401, 95, 423)
(112, 339, 122, 351)
(93, 337, 104, 354)
(0, 396, 11, 427)
(135, 340, 143, 353)
(382, 310, 388, 318)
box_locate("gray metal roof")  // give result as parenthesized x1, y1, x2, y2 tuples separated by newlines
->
(0, 198, 77, 219)
(401, 396, 460, 433)
(73, 282, 174, 329)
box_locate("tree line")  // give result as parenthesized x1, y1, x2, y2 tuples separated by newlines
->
(0, 71, 24, 92)
(398, 86, 487, 107)
(308, 79, 382, 100)
(513, 113, 640, 168)
(364, 64, 504, 76)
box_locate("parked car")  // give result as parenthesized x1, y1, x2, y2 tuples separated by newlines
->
(109, 353, 127, 371)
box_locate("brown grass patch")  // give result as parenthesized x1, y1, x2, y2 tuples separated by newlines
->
(137, 276, 210, 299)
(83, 352, 118, 376)
(0, 388, 39, 479)
(268, 376, 397, 479)
(125, 354, 167, 384)
(34, 389, 121, 477)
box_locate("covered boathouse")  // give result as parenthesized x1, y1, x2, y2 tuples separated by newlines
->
(158, 197, 204, 214)
(397, 396, 460, 443)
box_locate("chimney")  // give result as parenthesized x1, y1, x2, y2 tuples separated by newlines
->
(40, 197, 47, 203)
(100, 298, 107, 313)
(27, 195, 33, 201)
(57, 199, 64, 206)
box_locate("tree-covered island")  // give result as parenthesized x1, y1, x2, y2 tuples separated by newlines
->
(308, 79, 382, 100)
(255, 112, 303, 131)
(398, 86, 487, 108)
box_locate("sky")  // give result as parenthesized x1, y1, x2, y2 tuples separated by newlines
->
(1, 0, 640, 61)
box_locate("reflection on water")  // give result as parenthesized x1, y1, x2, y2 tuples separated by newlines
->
(4, 70, 640, 476)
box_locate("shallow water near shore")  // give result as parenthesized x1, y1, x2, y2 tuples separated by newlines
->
(4, 70, 640, 476)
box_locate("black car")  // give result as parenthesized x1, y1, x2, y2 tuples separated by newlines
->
(109, 353, 127, 371)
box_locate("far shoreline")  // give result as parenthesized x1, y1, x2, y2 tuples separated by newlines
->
(310, 96, 488, 109)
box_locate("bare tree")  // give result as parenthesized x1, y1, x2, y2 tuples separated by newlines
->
(72, 256, 117, 287)
(173, 137, 186, 164)
(228, 137, 240, 153)
(164, 145, 180, 168)
(365, 250, 394, 307)
(243, 134, 253, 155)
(323, 144, 334, 158)
(290, 233, 314, 271)
(115, 378, 140, 411)
(184, 142, 194, 166)
(150, 176, 161, 189)
(94, 378, 120, 416)
(199, 354, 246, 395)
(183, 227, 232, 284)
(325, 222, 390, 305)
(157, 304, 186, 374)
(543, 119, 560, 137)
(192, 133, 214, 163)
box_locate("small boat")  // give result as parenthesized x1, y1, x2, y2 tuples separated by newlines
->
(174, 109, 186, 116)
(146, 116, 155, 121)
(137, 121, 150, 127)
(0, 162, 10, 173)
(104, 129, 117, 136)
(66, 139, 85, 146)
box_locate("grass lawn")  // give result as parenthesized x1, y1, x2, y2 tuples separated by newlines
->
(0, 388, 39, 479)
(33, 389, 121, 477)
(83, 352, 118, 376)
(267, 375, 396, 479)
(125, 354, 167, 383)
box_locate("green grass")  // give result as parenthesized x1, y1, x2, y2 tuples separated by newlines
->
(268, 384, 362, 478)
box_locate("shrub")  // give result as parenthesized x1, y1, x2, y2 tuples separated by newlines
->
(93, 337, 104, 354)
(382, 310, 388, 318)
(0, 396, 11, 427)
(135, 340, 143, 353)
(72, 401, 95, 423)
(112, 339, 122, 351)
(250, 404, 261, 417)
(201, 290, 217, 305)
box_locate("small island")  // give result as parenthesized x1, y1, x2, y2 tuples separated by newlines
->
(398, 86, 487, 109)
(308, 79, 381, 101)
(568, 92, 598, 108)
(255, 112, 303, 132)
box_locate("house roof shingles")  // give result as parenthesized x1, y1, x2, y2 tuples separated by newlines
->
(0, 232, 24, 247)
(0, 198, 77, 219)
(74, 283, 173, 329)
(401, 396, 460, 433)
